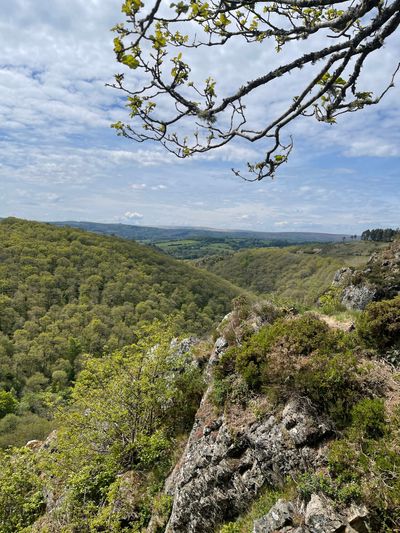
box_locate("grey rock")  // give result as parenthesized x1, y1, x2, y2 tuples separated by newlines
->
(305, 494, 344, 533)
(170, 337, 198, 356)
(165, 400, 331, 532)
(332, 268, 354, 286)
(204, 337, 229, 380)
(214, 336, 228, 354)
(341, 284, 376, 310)
(25, 439, 42, 450)
(345, 504, 369, 533)
(252, 496, 369, 533)
(253, 499, 295, 532)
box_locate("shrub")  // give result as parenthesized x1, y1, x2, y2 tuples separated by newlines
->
(232, 315, 334, 387)
(294, 350, 360, 426)
(319, 287, 345, 315)
(297, 471, 361, 504)
(350, 398, 387, 439)
(264, 314, 332, 356)
(231, 295, 252, 321)
(322, 405, 400, 529)
(357, 296, 400, 350)
(214, 315, 360, 424)
(0, 391, 18, 419)
(0, 448, 45, 532)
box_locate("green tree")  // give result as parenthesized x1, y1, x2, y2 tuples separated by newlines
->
(110, 0, 399, 180)
(0, 448, 45, 532)
(48, 319, 204, 530)
(56, 319, 203, 471)
(0, 391, 18, 419)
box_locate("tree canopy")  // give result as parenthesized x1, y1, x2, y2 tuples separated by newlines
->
(0, 218, 238, 447)
(110, 0, 399, 180)
(361, 227, 400, 242)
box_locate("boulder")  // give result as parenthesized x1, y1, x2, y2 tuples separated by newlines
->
(332, 268, 354, 286)
(253, 499, 295, 532)
(341, 284, 376, 310)
(25, 439, 43, 450)
(252, 496, 369, 533)
(214, 336, 228, 355)
(305, 494, 344, 533)
(345, 503, 369, 533)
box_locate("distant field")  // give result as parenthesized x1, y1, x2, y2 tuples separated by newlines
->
(195, 241, 389, 306)
(153, 237, 284, 259)
(291, 240, 388, 267)
(51, 221, 352, 256)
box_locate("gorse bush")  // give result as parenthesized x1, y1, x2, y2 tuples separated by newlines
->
(318, 287, 345, 315)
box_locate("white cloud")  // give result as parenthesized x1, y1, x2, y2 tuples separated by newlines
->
(124, 211, 143, 220)
(344, 139, 400, 158)
(41, 192, 62, 203)
(274, 221, 289, 227)
(130, 183, 147, 190)
(0, 0, 398, 233)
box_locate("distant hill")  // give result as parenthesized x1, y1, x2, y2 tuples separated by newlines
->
(52, 221, 351, 243)
(52, 221, 354, 259)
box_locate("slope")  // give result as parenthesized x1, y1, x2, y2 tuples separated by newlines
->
(0, 218, 241, 446)
(195, 241, 387, 305)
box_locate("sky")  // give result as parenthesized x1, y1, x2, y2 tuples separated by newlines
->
(0, 0, 399, 234)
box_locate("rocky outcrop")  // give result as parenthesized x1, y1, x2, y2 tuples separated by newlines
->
(332, 266, 376, 310)
(332, 267, 354, 287)
(165, 395, 332, 532)
(332, 240, 400, 310)
(341, 284, 377, 310)
(253, 494, 369, 533)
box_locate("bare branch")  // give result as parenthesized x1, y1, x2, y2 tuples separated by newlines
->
(110, 0, 400, 180)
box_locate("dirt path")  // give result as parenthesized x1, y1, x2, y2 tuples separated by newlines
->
(316, 313, 355, 332)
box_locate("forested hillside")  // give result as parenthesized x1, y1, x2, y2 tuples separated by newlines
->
(0, 218, 240, 447)
(0, 224, 399, 532)
(196, 241, 387, 305)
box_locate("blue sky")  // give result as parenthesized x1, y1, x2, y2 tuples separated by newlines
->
(0, 0, 399, 234)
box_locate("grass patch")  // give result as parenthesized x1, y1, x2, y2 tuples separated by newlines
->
(218, 484, 295, 533)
